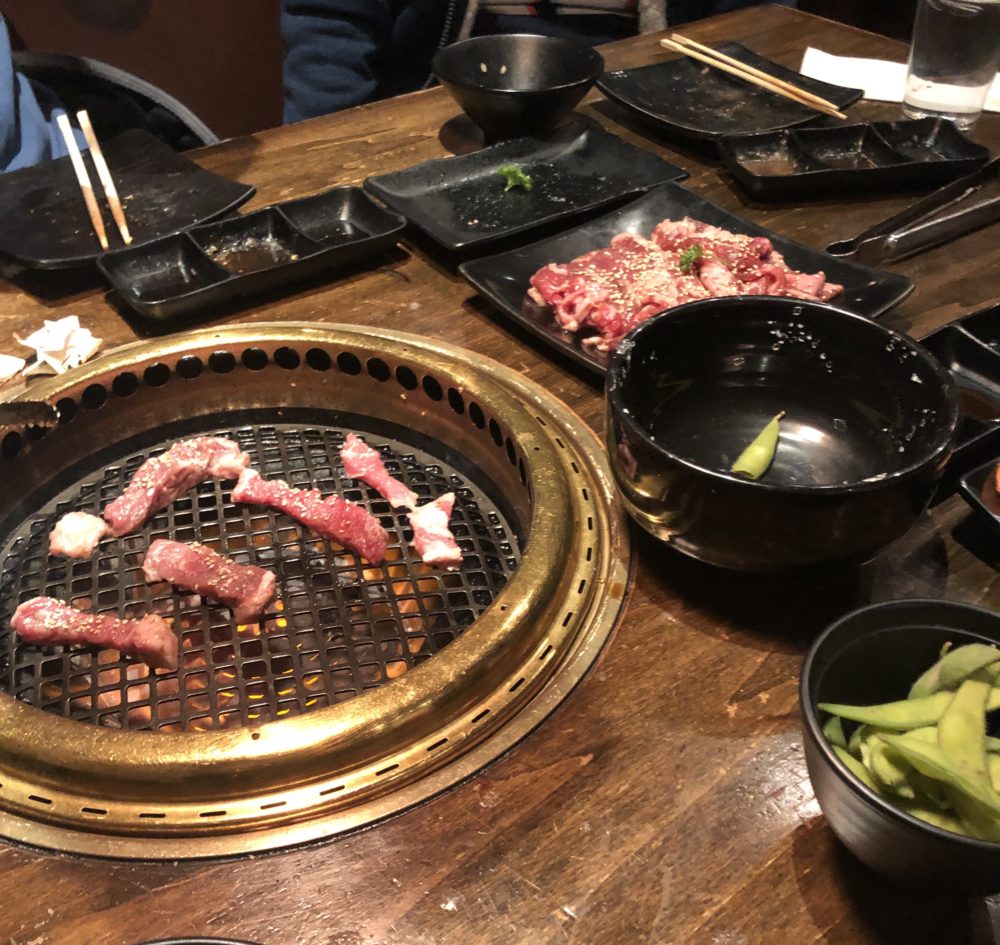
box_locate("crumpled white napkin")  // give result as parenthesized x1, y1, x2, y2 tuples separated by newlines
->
(800, 47, 1000, 113)
(8, 316, 102, 380)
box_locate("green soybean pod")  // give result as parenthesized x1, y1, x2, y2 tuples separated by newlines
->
(833, 745, 881, 794)
(820, 688, 1000, 729)
(731, 412, 783, 479)
(822, 714, 847, 749)
(897, 798, 970, 836)
(910, 643, 1000, 697)
(938, 675, 993, 789)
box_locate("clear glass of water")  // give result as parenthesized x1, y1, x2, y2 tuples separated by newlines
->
(903, 0, 1000, 129)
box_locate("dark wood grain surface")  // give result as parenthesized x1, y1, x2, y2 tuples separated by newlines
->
(1, 8, 997, 945)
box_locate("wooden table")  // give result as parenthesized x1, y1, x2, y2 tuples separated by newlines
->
(1, 7, 997, 944)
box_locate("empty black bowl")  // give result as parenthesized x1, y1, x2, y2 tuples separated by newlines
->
(432, 34, 604, 141)
(606, 297, 959, 571)
(801, 598, 1000, 893)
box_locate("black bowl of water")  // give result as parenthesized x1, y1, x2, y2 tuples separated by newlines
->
(605, 297, 959, 571)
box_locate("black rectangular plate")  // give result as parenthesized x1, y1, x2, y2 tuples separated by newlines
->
(597, 43, 863, 143)
(0, 129, 255, 269)
(364, 119, 688, 252)
(958, 458, 1000, 529)
(459, 183, 914, 375)
(97, 186, 406, 321)
(719, 118, 990, 201)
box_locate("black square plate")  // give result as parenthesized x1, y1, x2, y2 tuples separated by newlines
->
(718, 118, 990, 201)
(0, 129, 256, 269)
(364, 119, 688, 252)
(597, 43, 863, 142)
(959, 458, 1000, 528)
(459, 183, 913, 375)
(98, 186, 406, 321)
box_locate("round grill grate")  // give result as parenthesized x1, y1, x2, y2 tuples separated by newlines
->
(0, 411, 522, 732)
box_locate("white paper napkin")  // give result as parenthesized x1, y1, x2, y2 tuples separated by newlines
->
(13, 316, 102, 378)
(800, 47, 1000, 114)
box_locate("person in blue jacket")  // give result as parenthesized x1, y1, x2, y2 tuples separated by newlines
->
(282, 0, 794, 122)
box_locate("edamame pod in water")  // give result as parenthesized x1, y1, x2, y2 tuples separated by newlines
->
(731, 412, 783, 480)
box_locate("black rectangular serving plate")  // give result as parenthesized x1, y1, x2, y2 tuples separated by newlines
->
(364, 119, 688, 252)
(597, 42, 863, 143)
(718, 118, 990, 201)
(921, 308, 1000, 502)
(0, 129, 256, 269)
(459, 183, 913, 376)
(97, 187, 406, 321)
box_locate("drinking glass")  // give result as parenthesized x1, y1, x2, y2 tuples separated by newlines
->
(903, 0, 1000, 130)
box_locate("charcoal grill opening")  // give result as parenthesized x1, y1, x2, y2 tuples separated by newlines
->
(0, 323, 629, 859)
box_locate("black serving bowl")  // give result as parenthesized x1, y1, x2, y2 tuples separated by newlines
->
(801, 598, 1000, 893)
(606, 297, 959, 572)
(432, 34, 604, 141)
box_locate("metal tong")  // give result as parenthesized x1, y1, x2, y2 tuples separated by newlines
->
(826, 157, 1000, 265)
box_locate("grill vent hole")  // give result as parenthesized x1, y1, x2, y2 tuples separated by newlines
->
(337, 352, 362, 375)
(1, 432, 21, 459)
(471, 708, 490, 724)
(447, 388, 465, 414)
(82, 806, 108, 815)
(260, 801, 286, 810)
(242, 348, 269, 371)
(367, 357, 390, 382)
(143, 364, 171, 388)
(518, 458, 527, 486)
(250, 732, 261, 741)
(56, 397, 76, 424)
(489, 419, 502, 446)
(395, 365, 418, 390)
(375, 763, 399, 777)
(28, 794, 52, 805)
(505, 438, 516, 466)
(469, 403, 485, 429)
(82, 384, 108, 410)
(138, 812, 165, 819)
(509, 677, 525, 693)
(562, 611, 574, 627)
(209, 351, 236, 374)
(112, 373, 139, 397)
(177, 356, 203, 379)
(427, 738, 448, 752)
(306, 348, 331, 372)
(274, 347, 300, 370)
(319, 785, 345, 796)
(199, 810, 227, 818)
(422, 376, 443, 401)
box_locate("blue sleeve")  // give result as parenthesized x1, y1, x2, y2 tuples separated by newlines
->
(281, 0, 396, 122)
(0, 16, 82, 172)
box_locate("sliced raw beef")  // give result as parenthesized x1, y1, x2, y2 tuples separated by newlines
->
(232, 469, 388, 565)
(11, 597, 177, 671)
(340, 433, 418, 509)
(103, 436, 250, 536)
(143, 539, 277, 622)
(408, 493, 462, 570)
(49, 511, 111, 558)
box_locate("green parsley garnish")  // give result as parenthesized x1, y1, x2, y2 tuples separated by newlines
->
(678, 244, 704, 273)
(497, 164, 533, 192)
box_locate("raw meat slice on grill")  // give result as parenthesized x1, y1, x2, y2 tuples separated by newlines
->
(340, 433, 418, 510)
(408, 493, 463, 570)
(49, 511, 111, 558)
(103, 436, 250, 537)
(339, 433, 463, 570)
(11, 596, 178, 671)
(232, 468, 388, 565)
(143, 539, 277, 623)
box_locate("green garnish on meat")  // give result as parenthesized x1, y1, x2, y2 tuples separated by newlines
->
(497, 164, 533, 192)
(678, 244, 704, 273)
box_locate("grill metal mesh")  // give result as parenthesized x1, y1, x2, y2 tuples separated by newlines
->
(0, 413, 522, 732)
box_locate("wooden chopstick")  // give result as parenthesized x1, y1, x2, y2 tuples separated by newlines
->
(659, 35, 847, 120)
(55, 112, 109, 250)
(76, 110, 132, 246)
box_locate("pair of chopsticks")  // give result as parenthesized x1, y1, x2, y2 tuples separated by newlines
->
(55, 110, 132, 250)
(659, 33, 847, 120)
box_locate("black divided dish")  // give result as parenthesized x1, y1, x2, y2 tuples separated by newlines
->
(801, 599, 1000, 893)
(606, 298, 958, 572)
(98, 187, 406, 322)
(597, 42, 863, 142)
(719, 118, 990, 200)
(0, 129, 255, 269)
(364, 119, 688, 252)
(432, 33, 604, 141)
(459, 183, 914, 375)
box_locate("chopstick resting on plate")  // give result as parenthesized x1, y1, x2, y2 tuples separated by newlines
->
(659, 34, 848, 120)
(54, 109, 133, 250)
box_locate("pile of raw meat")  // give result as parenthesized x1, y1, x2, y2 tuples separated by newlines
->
(13, 433, 464, 673)
(528, 217, 844, 352)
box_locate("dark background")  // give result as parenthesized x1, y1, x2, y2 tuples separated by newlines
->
(2, 0, 916, 139)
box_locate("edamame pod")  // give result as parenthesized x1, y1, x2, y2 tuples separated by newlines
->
(820, 687, 1000, 729)
(909, 643, 1000, 698)
(833, 745, 881, 794)
(822, 714, 847, 749)
(938, 675, 994, 790)
(731, 412, 783, 480)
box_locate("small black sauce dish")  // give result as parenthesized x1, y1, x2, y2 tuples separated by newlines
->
(605, 297, 958, 572)
(801, 598, 1000, 893)
(432, 34, 604, 142)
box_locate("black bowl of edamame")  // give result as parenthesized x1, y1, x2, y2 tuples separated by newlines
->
(605, 297, 959, 572)
(801, 599, 1000, 893)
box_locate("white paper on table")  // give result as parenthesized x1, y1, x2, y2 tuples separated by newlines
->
(0, 353, 25, 383)
(13, 315, 102, 376)
(800, 47, 1000, 113)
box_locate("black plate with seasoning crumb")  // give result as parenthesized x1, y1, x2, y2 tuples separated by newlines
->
(459, 183, 913, 376)
(364, 119, 688, 252)
(0, 129, 255, 270)
(97, 186, 406, 321)
(718, 118, 990, 201)
(597, 42, 863, 143)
